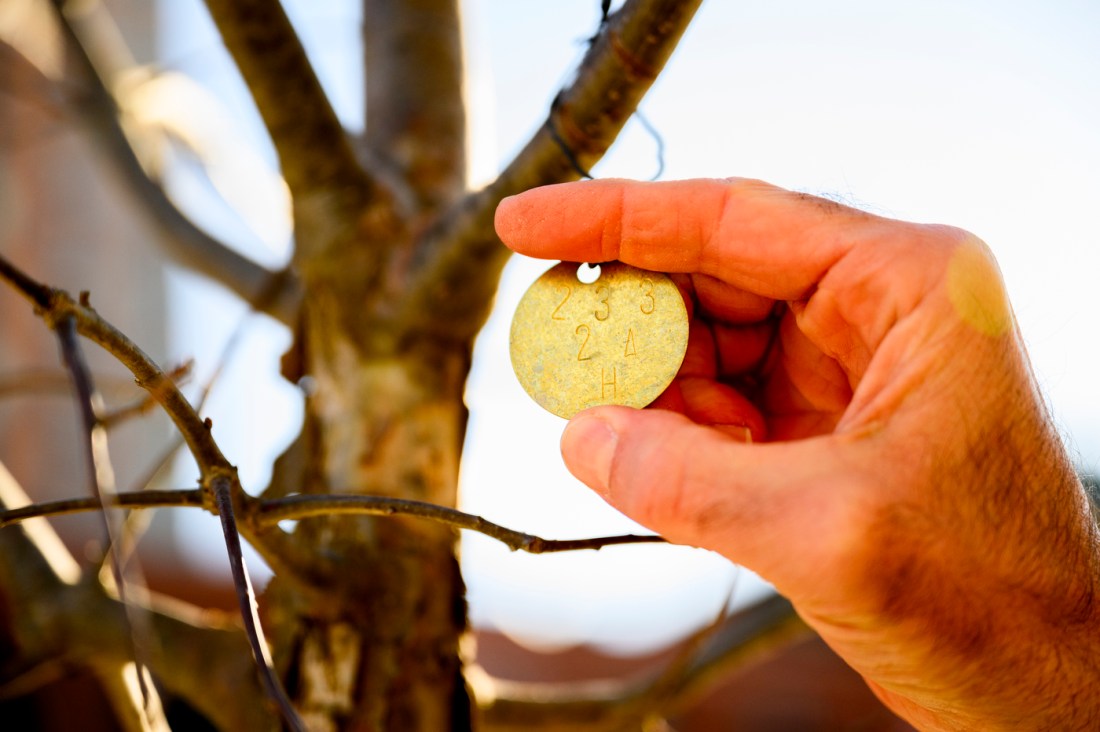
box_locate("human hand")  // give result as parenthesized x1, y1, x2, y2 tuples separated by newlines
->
(495, 178, 1100, 730)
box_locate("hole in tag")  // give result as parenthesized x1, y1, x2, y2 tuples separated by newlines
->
(576, 263, 601, 284)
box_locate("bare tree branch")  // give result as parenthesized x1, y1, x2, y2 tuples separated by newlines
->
(0, 369, 124, 400)
(251, 493, 666, 553)
(477, 595, 810, 732)
(0, 490, 205, 528)
(211, 475, 305, 732)
(0, 254, 302, 728)
(396, 0, 704, 343)
(363, 0, 466, 209)
(1, 489, 665, 555)
(44, 0, 300, 324)
(91, 663, 169, 732)
(199, 0, 375, 210)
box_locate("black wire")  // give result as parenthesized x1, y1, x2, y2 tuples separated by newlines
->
(548, 100, 667, 183)
(549, 0, 667, 182)
(548, 95, 595, 180)
(633, 107, 666, 181)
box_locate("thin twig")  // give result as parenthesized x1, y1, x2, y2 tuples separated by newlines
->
(0, 489, 667, 555)
(54, 314, 155, 716)
(211, 476, 305, 732)
(253, 494, 667, 554)
(96, 361, 192, 427)
(0, 254, 52, 308)
(0, 490, 203, 528)
(0, 363, 191, 431)
(0, 370, 131, 400)
(633, 107, 665, 181)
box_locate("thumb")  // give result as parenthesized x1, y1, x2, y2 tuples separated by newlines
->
(561, 406, 856, 588)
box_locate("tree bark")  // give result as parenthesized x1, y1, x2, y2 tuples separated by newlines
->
(363, 0, 467, 211)
(264, 331, 472, 730)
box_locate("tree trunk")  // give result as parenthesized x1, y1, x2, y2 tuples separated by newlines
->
(236, 0, 474, 725)
(267, 294, 473, 730)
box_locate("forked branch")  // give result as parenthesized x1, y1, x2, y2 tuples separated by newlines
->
(397, 0, 703, 342)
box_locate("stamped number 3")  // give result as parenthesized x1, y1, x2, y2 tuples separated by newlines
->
(640, 278, 656, 315)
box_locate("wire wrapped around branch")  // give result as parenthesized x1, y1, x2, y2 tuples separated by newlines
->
(396, 0, 703, 343)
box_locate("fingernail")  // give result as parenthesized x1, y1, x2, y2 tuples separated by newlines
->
(561, 413, 618, 498)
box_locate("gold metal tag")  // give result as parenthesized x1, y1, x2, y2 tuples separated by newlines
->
(509, 262, 689, 419)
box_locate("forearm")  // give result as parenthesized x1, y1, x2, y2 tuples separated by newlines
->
(861, 369, 1100, 730)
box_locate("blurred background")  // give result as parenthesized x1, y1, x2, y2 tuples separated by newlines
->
(2, 0, 1097, 728)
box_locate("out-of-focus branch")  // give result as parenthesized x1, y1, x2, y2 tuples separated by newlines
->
(45, 0, 299, 325)
(92, 664, 169, 732)
(200, 0, 376, 210)
(0, 490, 205, 528)
(477, 594, 810, 732)
(54, 314, 159, 717)
(0, 363, 190, 408)
(363, 0, 466, 209)
(397, 0, 703, 343)
(0, 369, 110, 399)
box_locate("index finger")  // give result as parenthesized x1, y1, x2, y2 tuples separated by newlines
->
(494, 177, 882, 300)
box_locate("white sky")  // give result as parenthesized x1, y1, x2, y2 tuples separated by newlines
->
(159, 0, 1100, 655)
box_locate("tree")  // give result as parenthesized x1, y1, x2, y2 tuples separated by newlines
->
(0, 1, 810, 729)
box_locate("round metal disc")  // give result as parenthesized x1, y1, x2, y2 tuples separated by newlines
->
(509, 262, 689, 419)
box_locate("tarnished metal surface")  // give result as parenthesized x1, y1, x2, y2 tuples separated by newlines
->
(509, 262, 688, 419)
